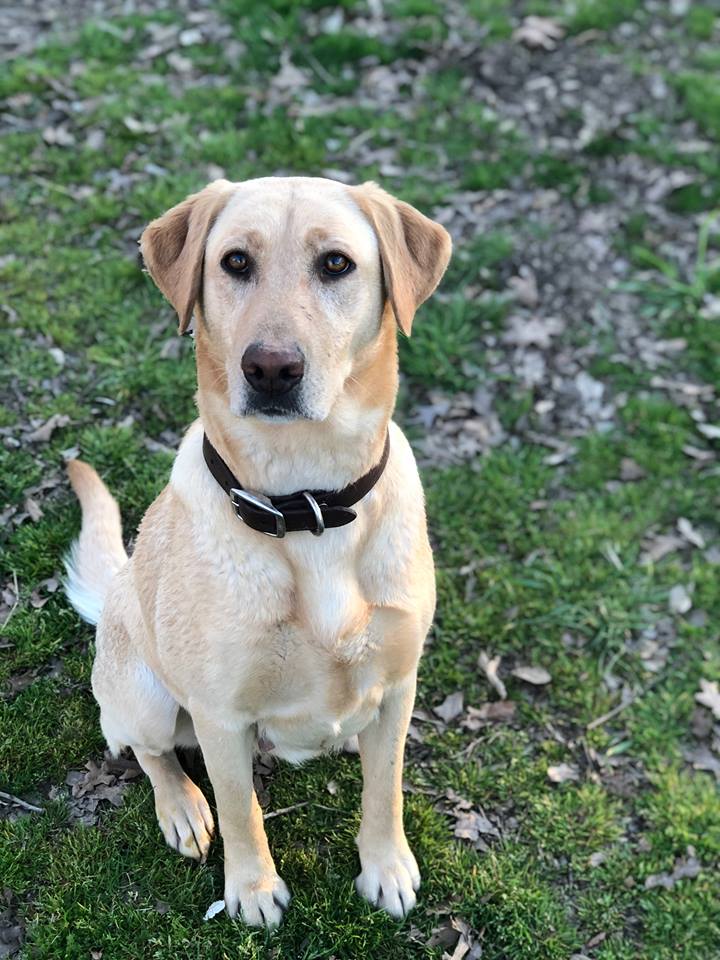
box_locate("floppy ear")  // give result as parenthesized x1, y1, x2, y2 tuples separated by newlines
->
(349, 181, 452, 336)
(139, 179, 234, 334)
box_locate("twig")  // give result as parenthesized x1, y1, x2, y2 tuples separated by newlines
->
(0, 790, 44, 813)
(262, 801, 340, 821)
(263, 801, 311, 820)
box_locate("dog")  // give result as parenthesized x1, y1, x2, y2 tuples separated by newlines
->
(65, 176, 451, 928)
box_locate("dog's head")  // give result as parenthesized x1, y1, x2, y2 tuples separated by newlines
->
(140, 177, 451, 423)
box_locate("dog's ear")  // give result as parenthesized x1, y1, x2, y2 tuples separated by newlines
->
(140, 179, 234, 334)
(350, 181, 452, 336)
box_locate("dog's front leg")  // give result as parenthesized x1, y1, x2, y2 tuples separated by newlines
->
(191, 709, 290, 928)
(355, 673, 420, 917)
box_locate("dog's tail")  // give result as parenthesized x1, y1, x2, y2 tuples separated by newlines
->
(64, 460, 128, 626)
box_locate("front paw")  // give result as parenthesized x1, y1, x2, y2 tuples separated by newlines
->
(224, 868, 291, 929)
(355, 841, 420, 918)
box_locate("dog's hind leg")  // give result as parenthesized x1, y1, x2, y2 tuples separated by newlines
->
(93, 628, 214, 862)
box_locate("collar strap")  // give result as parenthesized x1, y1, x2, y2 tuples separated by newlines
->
(202, 431, 390, 538)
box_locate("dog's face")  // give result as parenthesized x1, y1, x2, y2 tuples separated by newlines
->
(140, 177, 451, 423)
(203, 178, 385, 422)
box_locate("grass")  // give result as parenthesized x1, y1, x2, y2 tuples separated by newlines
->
(2, 2, 720, 959)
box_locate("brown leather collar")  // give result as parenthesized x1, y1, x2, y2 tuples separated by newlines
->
(202, 431, 390, 538)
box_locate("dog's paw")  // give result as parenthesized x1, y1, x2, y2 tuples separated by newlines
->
(355, 843, 420, 918)
(224, 871, 291, 929)
(155, 780, 214, 861)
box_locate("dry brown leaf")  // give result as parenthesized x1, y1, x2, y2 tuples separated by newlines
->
(695, 679, 720, 719)
(42, 125, 75, 147)
(26, 413, 70, 444)
(24, 498, 43, 522)
(677, 517, 705, 549)
(478, 651, 507, 699)
(683, 746, 720, 780)
(682, 444, 715, 462)
(508, 268, 539, 308)
(669, 584, 692, 614)
(513, 15, 565, 50)
(463, 701, 517, 729)
(645, 851, 701, 890)
(433, 691, 465, 723)
(512, 665, 552, 685)
(502, 314, 564, 349)
(547, 762, 579, 783)
(619, 457, 646, 481)
(640, 531, 685, 565)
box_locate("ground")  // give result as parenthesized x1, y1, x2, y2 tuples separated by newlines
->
(1, 1, 719, 958)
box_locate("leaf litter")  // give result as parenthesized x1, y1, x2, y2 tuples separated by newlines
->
(51, 755, 143, 827)
(644, 848, 702, 890)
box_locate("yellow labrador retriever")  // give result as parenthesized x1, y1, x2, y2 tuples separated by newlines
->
(65, 177, 451, 928)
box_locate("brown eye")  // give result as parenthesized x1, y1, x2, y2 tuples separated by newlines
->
(322, 252, 354, 277)
(222, 251, 250, 275)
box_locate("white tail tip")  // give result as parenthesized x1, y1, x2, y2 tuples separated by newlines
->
(63, 544, 105, 625)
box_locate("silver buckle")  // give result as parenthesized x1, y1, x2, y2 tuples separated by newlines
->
(230, 488, 286, 538)
(302, 491, 325, 536)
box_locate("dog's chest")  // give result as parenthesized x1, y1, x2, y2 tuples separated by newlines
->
(191, 521, 406, 750)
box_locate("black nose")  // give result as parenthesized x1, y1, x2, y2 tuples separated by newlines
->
(241, 343, 305, 396)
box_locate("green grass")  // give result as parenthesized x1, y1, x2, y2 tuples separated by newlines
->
(2, 1, 720, 958)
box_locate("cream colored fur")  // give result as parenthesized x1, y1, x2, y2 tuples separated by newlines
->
(65, 176, 451, 928)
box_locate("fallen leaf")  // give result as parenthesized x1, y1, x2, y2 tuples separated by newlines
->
(584, 932, 607, 949)
(512, 665, 552, 685)
(478, 651, 507, 699)
(640, 531, 685, 565)
(428, 916, 480, 958)
(179, 27, 203, 46)
(677, 517, 705, 549)
(453, 810, 500, 841)
(645, 851, 701, 890)
(669, 584, 692, 615)
(426, 922, 461, 950)
(62, 757, 133, 825)
(434, 691, 465, 723)
(619, 458, 646, 481)
(508, 268, 539, 307)
(502, 315, 564, 349)
(547, 763, 579, 783)
(682, 444, 715, 461)
(463, 701, 517, 729)
(166, 51, 193, 73)
(0, 889, 25, 958)
(695, 679, 720, 719)
(26, 413, 70, 443)
(691, 705, 714, 739)
(24, 498, 43, 522)
(683, 746, 720, 780)
(512, 15, 565, 50)
(42, 125, 75, 147)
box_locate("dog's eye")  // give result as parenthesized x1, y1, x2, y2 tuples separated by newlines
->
(322, 252, 354, 277)
(222, 251, 251, 275)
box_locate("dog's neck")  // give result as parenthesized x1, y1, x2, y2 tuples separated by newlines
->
(195, 322, 398, 498)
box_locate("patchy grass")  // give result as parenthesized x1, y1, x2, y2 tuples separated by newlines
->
(1, 2, 720, 959)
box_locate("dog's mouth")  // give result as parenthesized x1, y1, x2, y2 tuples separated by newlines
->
(243, 391, 308, 421)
